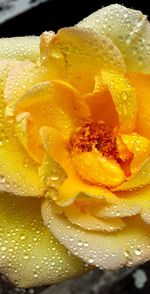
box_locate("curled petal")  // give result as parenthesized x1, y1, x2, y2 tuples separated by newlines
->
(116, 159, 150, 191)
(72, 150, 125, 187)
(0, 193, 86, 287)
(42, 199, 150, 269)
(78, 4, 150, 73)
(118, 133, 150, 174)
(6, 80, 90, 139)
(57, 175, 118, 207)
(63, 203, 125, 232)
(84, 89, 118, 127)
(0, 61, 43, 196)
(128, 73, 150, 139)
(40, 27, 125, 94)
(101, 70, 137, 133)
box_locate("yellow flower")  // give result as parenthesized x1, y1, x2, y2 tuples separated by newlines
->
(0, 3, 150, 287)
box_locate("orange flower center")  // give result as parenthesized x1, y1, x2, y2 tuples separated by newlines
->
(70, 120, 118, 159)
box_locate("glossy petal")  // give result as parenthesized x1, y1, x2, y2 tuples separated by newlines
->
(116, 159, 150, 191)
(0, 37, 40, 62)
(42, 199, 150, 269)
(78, 4, 150, 73)
(4, 60, 48, 101)
(63, 203, 125, 232)
(0, 137, 43, 196)
(128, 73, 150, 139)
(72, 150, 125, 187)
(101, 70, 137, 133)
(84, 89, 118, 127)
(0, 193, 86, 287)
(6, 80, 90, 139)
(119, 133, 150, 174)
(0, 61, 43, 196)
(41, 27, 125, 94)
(57, 175, 118, 207)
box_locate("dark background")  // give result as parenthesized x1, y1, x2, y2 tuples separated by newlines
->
(0, 0, 150, 293)
(0, 0, 149, 37)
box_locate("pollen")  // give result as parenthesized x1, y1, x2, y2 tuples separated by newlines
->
(70, 120, 119, 159)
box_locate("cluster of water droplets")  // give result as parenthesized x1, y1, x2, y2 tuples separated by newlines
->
(0, 194, 86, 287)
(77, 4, 150, 73)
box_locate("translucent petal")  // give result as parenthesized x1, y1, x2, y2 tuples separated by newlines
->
(77, 4, 150, 73)
(41, 27, 125, 94)
(42, 199, 150, 269)
(0, 193, 86, 287)
(0, 37, 40, 62)
(101, 70, 137, 133)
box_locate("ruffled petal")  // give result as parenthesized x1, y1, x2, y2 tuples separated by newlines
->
(42, 199, 150, 269)
(0, 192, 86, 287)
(72, 150, 125, 187)
(40, 27, 125, 94)
(0, 60, 43, 196)
(77, 4, 150, 73)
(128, 73, 150, 139)
(56, 175, 118, 207)
(6, 80, 90, 139)
(4, 60, 48, 101)
(101, 70, 137, 133)
(0, 37, 40, 62)
(63, 203, 125, 232)
(118, 133, 150, 174)
(84, 90, 118, 127)
(116, 159, 150, 191)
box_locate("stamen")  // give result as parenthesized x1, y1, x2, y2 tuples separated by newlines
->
(70, 120, 118, 159)
(69, 120, 133, 177)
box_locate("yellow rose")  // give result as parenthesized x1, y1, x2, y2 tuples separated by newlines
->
(0, 3, 150, 287)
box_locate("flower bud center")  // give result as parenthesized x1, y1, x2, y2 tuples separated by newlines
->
(70, 120, 118, 159)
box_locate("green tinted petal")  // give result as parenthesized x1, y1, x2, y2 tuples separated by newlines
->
(0, 193, 87, 287)
(78, 4, 150, 73)
(0, 37, 40, 62)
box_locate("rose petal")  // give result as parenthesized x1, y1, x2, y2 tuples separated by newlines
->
(118, 133, 150, 174)
(4, 60, 48, 101)
(0, 192, 86, 287)
(101, 69, 137, 133)
(84, 89, 118, 127)
(0, 61, 43, 196)
(57, 175, 118, 207)
(72, 150, 125, 187)
(63, 203, 125, 232)
(0, 136, 43, 196)
(0, 37, 40, 62)
(15, 112, 44, 164)
(6, 80, 90, 139)
(77, 4, 150, 73)
(116, 158, 150, 191)
(41, 27, 125, 94)
(42, 199, 150, 269)
(128, 73, 150, 139)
